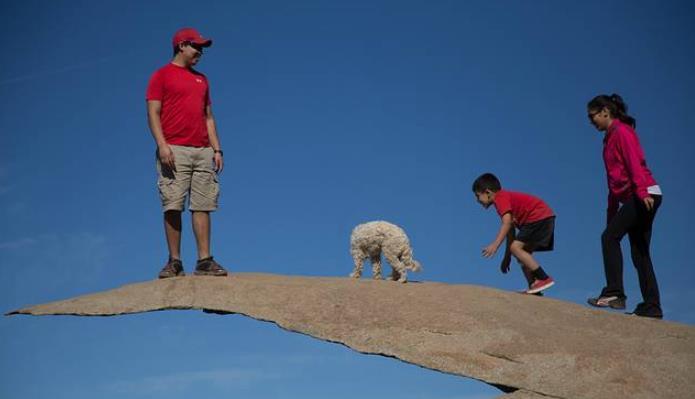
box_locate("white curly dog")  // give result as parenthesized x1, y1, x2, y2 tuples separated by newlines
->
(349, 221, 422, 283)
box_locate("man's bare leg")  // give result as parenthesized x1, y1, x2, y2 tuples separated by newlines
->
(192, 211, 211, 260)
(164, 210, 182, 260)
(190, 211, 227, 276)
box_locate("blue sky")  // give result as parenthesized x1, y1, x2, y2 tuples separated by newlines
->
(1, 1, 693, 398)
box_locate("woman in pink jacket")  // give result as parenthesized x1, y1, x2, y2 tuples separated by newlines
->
(586, 94, 663, 319)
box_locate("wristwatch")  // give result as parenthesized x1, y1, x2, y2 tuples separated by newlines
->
(214, 149, 224, 156)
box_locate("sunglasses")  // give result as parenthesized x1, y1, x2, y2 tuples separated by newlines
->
(183, 42, 205, 53)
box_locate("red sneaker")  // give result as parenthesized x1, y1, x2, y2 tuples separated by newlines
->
(526, 277, 554, 294)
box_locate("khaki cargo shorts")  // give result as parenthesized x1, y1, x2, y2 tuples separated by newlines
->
(156, 145, 220, 212)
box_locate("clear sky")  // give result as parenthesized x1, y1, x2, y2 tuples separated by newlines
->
(1, 1, 693, 398)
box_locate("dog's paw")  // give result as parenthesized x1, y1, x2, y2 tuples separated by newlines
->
(349, 272, 361, 279)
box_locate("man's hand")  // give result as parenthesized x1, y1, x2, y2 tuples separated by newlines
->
(643, 196, 654, 211)
(482, 242, 499, 258)
(158, 145, 176, 171)
(500, 254, 511, 274)
(213, 152, 224, 173)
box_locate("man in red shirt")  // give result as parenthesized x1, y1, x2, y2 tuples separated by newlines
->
(146, 27, 228, 278)
(473, 173, 556, 294)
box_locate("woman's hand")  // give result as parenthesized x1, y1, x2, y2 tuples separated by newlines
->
(643, 196, 654, 211)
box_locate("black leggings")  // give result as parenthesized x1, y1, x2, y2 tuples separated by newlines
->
(600, 195, 662, 309)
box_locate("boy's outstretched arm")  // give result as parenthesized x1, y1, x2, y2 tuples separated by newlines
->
(500, 227, 515, 274)
(482, 213, 513, 258)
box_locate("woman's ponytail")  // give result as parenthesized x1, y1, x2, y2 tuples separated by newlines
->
(609, 93, 636, 128)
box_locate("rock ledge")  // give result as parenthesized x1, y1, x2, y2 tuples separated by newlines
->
(7, 273, 695, 399)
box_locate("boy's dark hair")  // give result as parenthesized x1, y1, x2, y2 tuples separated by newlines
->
(472, 173, 502, 193)
(587, 93, 637, 128)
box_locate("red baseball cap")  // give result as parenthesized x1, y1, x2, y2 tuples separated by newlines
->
(172, 27, 212, 48)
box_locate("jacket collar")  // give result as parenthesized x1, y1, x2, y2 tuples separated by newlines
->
(604, 119, 621, 143)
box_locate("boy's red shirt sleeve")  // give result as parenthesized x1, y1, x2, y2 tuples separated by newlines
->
(493, 190, 512, 218)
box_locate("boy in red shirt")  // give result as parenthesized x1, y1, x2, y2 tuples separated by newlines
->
(473, 173, 556, 294)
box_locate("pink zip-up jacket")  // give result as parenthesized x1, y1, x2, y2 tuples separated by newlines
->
(603, 119, 657, 219)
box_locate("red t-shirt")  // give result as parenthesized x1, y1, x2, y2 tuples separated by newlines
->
(146, 63, 211, 147)
(493, 189, 554, 227)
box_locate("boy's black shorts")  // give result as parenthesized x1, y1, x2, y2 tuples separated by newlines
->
(516, 216, 555, 252)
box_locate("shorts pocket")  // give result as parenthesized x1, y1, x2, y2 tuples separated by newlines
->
(208, 172, 220, 199)
(157, 176, 177, 202)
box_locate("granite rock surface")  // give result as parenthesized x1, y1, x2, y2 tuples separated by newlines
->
(8, 273, 695, 398)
